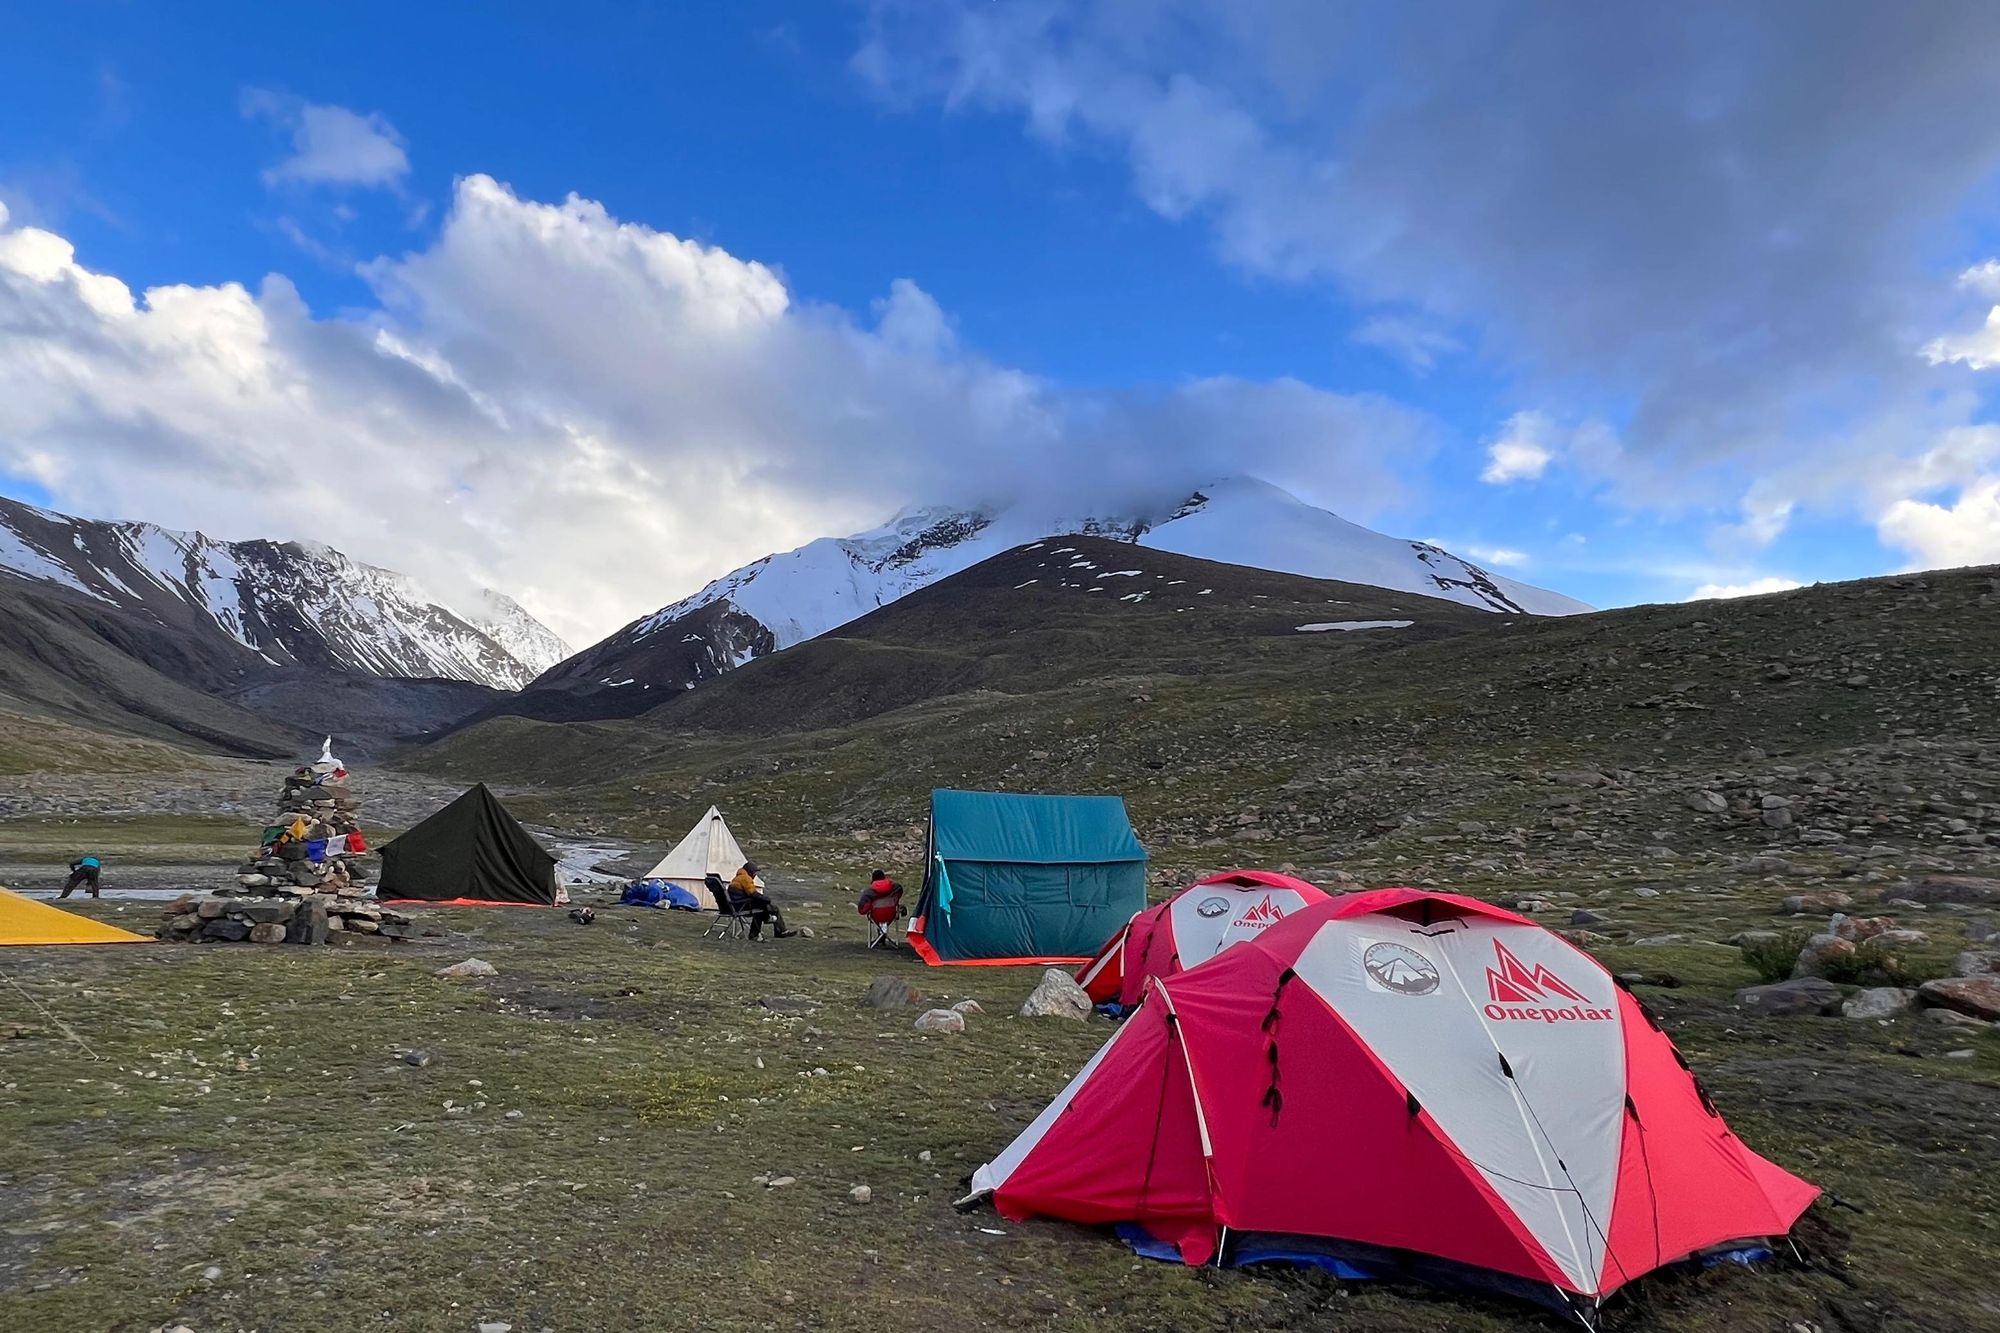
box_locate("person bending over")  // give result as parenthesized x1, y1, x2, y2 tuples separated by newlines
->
(729, 861, 795, 940)
(61, 856, 102, 899)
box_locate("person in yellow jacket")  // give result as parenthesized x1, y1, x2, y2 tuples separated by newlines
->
(728, 861, 795, 941)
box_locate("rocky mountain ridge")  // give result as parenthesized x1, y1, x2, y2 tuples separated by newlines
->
(0, 496, 566, 690)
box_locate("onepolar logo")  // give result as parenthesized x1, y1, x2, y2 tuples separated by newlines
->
(1195, 896, 1231, 918)
(1363, 942, 1440, 996)
(1230, 895, 1285, 930)
(1482, 939, 1615, 1023)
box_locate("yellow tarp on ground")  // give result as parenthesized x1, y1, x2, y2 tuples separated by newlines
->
(0, 886, 147, 945)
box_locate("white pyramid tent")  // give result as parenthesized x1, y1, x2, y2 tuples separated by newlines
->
(642, 807, 748, 890)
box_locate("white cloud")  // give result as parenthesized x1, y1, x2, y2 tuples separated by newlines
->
(1924, 304, 2000, 370)
(1353, 314, 1461, 372)
(1958, 259, 2000, 299)
(242, 89, 409, 189)
(0, 176, 1432, 645)
(1480, 411, 1555, 483)
(1467, 545, 1529, 568)
(1689, 577, 1804, 600)
(1879, 479, 2000, 569)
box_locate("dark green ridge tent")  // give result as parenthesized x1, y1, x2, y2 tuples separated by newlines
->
(908, 788, 1148, 965)
(377, 783, 559, 906)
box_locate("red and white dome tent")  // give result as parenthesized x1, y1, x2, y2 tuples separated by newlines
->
(1075, 870, 1329, 1010)
(968, 888, 1818, 1323)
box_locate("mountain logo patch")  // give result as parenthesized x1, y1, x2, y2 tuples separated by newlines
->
(1195, 896, 1231, 918)
(1363, 941, 1440, 996)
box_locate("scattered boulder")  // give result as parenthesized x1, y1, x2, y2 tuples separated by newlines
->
(401, 1049, 438, 1068)
(1841, 988, 1917, 1020)
(1919, 977, 2000, 1022)
(1790, 934, 1856, 979)
(849, 1185, 873, 1204)
(1019, 968, 1092, 1020)
(248, 922, 287, 944)
(1832, 915, 1897, 942)
(1921, 1006, 1992, 1029)
(1686, 790, 1727, 814)
(760, 996, 818, 1014)
(1951, 951, 2000, 978)
(1570, 909, 1607, 928)
(436, 958, 499, 980)
(862, 977, 920, 1010)
(1899, 876, 2000, 906)
(1778, 892, 1852, 915)
(1734, 978, 1843, 1017)
(914, 1009, 966, 1035)
(951, 999, 984, 1016)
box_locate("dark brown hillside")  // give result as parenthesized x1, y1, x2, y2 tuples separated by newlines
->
(632, 536, 1492, 734)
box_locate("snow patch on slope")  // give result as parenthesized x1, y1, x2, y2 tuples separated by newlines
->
(0, 498, 570, 689)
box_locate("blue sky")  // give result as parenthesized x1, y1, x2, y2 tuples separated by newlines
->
(6, 1, 2000, 642)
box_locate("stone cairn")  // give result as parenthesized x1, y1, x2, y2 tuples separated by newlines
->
(158, 737, 413, 945)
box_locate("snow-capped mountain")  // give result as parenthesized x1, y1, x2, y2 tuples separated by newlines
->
(0, 497, 568, 690)
(528, 477, 1587, 704)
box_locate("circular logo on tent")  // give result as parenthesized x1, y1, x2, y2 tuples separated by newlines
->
(1195, 896, 1231, 918)
(1363, 942, 1440, 996)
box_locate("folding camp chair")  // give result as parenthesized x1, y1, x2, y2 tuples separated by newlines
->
(860, 882, 905, 950)
(704, 873, 755, 941)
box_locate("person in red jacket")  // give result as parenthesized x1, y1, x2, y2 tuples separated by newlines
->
(857, 869, 904, 948)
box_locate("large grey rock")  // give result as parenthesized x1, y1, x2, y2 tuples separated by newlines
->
(436, 958, 498, 979)
(1734, 978, 1843, 1016)
(1778, 892, 1852, 915)
(1841, 988, 1917, 1020)
(1019, 968, 1092, 1020)
(862, 977, 920, 1010)
(1919, 977, 2000, 1022)
(236, 899, 296, 925)
(1686, 790, 1727, 814)
(913, 1009, 965, 1034)
(201, 918, 252, 943)
(247, 922, 287, 944)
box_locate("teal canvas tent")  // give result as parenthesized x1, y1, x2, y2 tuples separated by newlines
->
(908, 789, 1148, 965)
